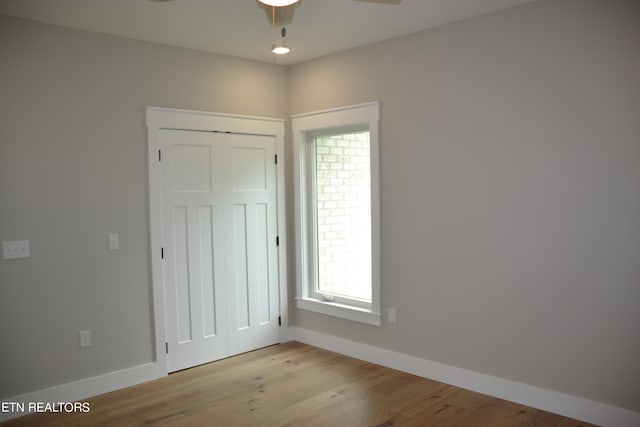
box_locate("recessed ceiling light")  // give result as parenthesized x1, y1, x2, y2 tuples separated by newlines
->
(272, 45, 291, 55)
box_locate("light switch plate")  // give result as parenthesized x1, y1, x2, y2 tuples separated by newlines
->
(108, 233, 119, 251)
(3, 240, 30, 260)
(388, 308, 397, 324)
(80, 330, 92, 348)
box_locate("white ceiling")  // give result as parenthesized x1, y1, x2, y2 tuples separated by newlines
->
(0, 0, 536, 65)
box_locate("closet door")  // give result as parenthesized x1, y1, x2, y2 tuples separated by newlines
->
(160, 129, 229, 372)
(222, 133, 280, 356)
(160, 130, 280, 373)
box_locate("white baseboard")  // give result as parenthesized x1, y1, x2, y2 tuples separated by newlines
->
(281, 325, 298, 343)
(0, 361, 165, 422)
(290, 327, 640, 427)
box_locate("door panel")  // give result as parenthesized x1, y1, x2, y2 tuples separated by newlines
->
(255, 202, 272, 325)
(232, 147, 267, 191)
(232, 204, 250, 330)
(199, 205, 217, 338)
(172, 205, 191, 343)
(171, 144, 212, 192)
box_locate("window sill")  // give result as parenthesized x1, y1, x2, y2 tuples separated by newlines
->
(295, 297, 382, 326)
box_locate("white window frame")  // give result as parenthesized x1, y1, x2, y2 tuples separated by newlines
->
(292, 102, 381, 326)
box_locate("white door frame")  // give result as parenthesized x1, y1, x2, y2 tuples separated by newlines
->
(146, 106, 288, 373)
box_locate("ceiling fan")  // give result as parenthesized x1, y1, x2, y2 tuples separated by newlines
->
(148, 0, 401, 4)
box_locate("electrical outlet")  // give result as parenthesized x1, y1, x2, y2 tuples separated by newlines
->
(80, 330, 92, 348)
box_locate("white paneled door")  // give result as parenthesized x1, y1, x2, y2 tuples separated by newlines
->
(160, 129, 280, 373)
(222, 133, 280, 356)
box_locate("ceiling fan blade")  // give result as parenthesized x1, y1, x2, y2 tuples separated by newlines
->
(353, 0, 402, 4)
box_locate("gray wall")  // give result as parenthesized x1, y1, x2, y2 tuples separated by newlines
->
(289, 0, 640, 412)
(0, 15, 288, 398)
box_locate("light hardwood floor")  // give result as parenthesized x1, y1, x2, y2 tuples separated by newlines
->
(3, 342, 596, 426)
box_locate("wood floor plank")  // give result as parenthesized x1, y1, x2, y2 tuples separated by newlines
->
(1, 342, 597, 427)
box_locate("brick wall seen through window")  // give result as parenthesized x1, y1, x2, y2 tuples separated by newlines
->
(313, 131, 372, 302)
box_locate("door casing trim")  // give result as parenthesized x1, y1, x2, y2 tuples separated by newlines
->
(146, 106, 288, 373)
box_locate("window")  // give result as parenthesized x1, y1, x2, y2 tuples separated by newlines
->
(292, 103, 381, 325)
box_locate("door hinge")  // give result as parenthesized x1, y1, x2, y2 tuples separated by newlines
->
(274, 154, 278, 165)
(165, 342, 168, 354)
(278, 316, 281, 326)
(161, 247, 164, 259)
(158, 149, 162, 162)
(276, 236, 280, 246)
